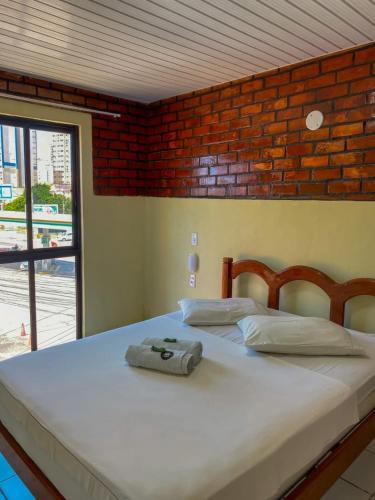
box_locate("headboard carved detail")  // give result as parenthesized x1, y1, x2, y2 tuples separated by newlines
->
(222, 257, 375, 326)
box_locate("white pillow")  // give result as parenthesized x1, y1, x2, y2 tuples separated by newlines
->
(238, 315, 365, 356)
(178, 298, 269, 325)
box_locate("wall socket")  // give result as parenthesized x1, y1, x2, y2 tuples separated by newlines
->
(191, 232, 198, 246)
(189, 273, 196, 288)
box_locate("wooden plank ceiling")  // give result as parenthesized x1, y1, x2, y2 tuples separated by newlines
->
(0, 0, 374, 102)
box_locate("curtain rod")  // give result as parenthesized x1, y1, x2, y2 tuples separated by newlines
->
(0, 92, 121, 118)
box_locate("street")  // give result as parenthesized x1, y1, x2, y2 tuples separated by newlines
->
(0, 265, 76, 361)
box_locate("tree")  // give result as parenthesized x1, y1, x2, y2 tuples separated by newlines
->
(4, 183, 72, 214)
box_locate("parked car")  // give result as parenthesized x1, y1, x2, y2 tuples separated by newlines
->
(57, 232, 73, 242)
(19, 262, 29, 271)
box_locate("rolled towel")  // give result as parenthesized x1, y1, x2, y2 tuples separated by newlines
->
(125, 345, 194, 375)
(142, 337, 203, 366)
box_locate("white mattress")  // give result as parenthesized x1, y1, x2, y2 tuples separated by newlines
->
(168, 310, 375, 419)
(0, 313, 371, 500)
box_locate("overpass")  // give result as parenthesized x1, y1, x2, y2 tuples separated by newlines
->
(0, 210, 72, 231)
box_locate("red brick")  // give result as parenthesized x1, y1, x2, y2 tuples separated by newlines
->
(301, 128, 329, 141)
(287, 143, 313, 156)
(229, 163, 249, 174)
(344, 166, 375, 178)
(264, 122, 287, 135)
(239, 150, 260, 161)
(199, 176, 215, 186)
(284, 170, 310, 181)
(279, 81, 306, 96)
(316, 84, 348, 100)
(272, 184, 297, 195)
(254, 88, 277, 102)
(217, 175, 235, 185)
(321, 52, 353, 72)
(288, 118, 306, 131)
(250, 161, 272, 171)
(265, 72, 290, 87)
(301, 156, 329, 168)
(274, 132, 299, 145)
(355, 46, 375, 64)
(250, 136, 272, 148)
(365, 150, 375, 162)
(87, 98, 107, 110)
(241, 79, 263, 92)
(207, 187, 226, 197)
(274, 158, 299, 169)
(228, 186, 247, 196)
(315, 140, 345, 153)
(252, 112, 275, 125)
(201, 91, 219, 104)
(313, 168, 341, 181)
(277, 107, 302, 120)
(220, 85, 240, 99)
(328, 180, 360, 193)
(241, 103, 262, 116)
(184, 96, 200, 108)
(241, 127, 263, 138)
(191, 187, 207, 197)
(262, 147, 285, 158)
(263, 98, 288, 111)
(299, 183, 326, 195)
(232, 94, 253, 107)
(292, 63, 319, 81)
(289, 91, 316, 106)
(335, 94, 366, 110)
(338, 64, 370, 82)
(213, 99, 231, 112)
(363, 180, 375, 192)
(210, 143, 228, 154)
(347, 135, 375, 149)
(218, 153, 237, 164)
(331, 152, 363, 165)
(220, 109, 239, 121)
(237, 173, 257, 184)
(306, 73, 336, 89)
(257, 172, 282, 183)
(351, 77, 375, 94)
(332, 122, 363, 137)
(8, 82, 36, 95)
(248, 185, 270, 196)
(37, 87, 61, 100)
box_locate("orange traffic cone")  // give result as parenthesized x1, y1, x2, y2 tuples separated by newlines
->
(20, 323, 27, 337)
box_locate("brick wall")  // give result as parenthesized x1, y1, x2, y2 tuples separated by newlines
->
(147, 43, 375, 199)
(0, 70, 148, 196)
(0, 41, 374, 200)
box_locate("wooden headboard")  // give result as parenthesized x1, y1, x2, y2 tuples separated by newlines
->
(222, 257, 375, 326)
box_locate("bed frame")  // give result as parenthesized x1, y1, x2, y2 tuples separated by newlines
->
(0, 258, 373, 499)
(222, 257, 375, 499)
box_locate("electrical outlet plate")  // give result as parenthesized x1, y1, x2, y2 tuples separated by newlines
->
(191, 232, 198, 246)
(189, 273, 196, 288)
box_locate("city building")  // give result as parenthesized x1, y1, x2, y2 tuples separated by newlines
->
(50, 133, 71, 185)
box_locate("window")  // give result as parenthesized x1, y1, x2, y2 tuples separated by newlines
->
(0, 116, 81, 361)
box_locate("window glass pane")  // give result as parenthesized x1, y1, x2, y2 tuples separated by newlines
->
(30, 130, 73, 249)
(0, 125, 27, 252)
(35, 257, 76, 350)
(0, 263, 31, 361)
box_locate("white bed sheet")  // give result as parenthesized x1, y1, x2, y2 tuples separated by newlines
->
(0, 315, 360, 500)
(168, 310, 375, 418)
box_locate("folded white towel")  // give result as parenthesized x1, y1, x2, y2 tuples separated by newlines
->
(125, 345, 194, 375)
(142, 337, 203, 366)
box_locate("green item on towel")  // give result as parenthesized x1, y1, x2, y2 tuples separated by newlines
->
(164, 338, 177, 343)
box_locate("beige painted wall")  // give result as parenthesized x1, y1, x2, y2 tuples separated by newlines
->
(144, 198, 375, 332)
(0, 97, 144, 335)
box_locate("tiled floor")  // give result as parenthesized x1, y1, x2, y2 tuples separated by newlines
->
(0, 453, 34, 500)
(322, 439, 375, 500)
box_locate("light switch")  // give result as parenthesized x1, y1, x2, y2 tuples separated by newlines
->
(189, 274, 196, 288)
(191, 232, 198, 246)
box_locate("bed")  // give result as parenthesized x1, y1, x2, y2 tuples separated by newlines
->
(0, 258, 374, 500)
